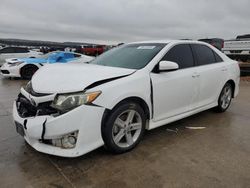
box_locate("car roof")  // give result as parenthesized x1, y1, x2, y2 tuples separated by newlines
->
(128, 40, 207, 45)
(0, 47, 23, 51)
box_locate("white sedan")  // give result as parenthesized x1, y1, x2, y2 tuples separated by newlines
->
(1, 51, 94, 79)
(0, 46, 41, 66)
(13, 40, 240, 157)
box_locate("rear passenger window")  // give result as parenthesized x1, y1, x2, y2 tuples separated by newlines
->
(192, 44, 216, 65)
(213, 51, 223, 62)
(162, 44, 194, 69)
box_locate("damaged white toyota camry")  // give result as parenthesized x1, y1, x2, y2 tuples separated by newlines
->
(13, 40, 240, 157)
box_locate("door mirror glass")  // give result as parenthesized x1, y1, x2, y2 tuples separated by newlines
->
(159, 61, 179, 72)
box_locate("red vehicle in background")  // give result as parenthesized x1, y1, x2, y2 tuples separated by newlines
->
(81, 45, 106, 56)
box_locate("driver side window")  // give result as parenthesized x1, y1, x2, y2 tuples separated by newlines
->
(161, 44, 195, 69)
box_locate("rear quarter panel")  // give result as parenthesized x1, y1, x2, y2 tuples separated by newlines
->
(227, 60, 240, 97)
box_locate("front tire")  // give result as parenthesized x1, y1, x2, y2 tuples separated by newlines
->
(215, 83, 233, 113)
(102, 102, 146, 154)
(20, 65, 38, 80)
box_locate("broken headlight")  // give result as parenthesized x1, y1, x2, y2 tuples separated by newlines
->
(52, 91, 101, 112)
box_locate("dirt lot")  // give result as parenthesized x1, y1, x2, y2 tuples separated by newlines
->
(0, 76, 250, 188)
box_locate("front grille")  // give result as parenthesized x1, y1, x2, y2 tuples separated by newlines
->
(1, 70, 10, 74)
(16, 93, 58, 118)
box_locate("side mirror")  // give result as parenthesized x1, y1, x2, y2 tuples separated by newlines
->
(159, 61, 179, 72)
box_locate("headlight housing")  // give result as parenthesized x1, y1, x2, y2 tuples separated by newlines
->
(8, 61, 24, 67)
(24, 81, 32, 93)
(52, 91, 101, 112)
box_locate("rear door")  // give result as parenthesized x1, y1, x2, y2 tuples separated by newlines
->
(191, 44, 227, 107)
(150, 44, 199, 121)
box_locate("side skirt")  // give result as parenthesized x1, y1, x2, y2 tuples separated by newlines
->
(148, 102, 217, 130)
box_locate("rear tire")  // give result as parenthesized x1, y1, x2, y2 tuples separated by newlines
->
(102, 102, 146, 154)
(20, 65, 38, 80)
(215, 83, 233, 113)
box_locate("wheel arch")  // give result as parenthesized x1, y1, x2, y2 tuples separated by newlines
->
(102, 96, 150, 121)
(20, 63, 39, 72)
(20, 64, 39, 77)
(226, 79, 236, 98)
(119, 97, 151, 120)
(101, 96, 150, 136)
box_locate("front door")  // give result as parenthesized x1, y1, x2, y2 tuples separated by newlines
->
(150, 44, 199, 122)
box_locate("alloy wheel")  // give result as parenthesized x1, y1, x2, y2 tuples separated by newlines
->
(112, 109, 142, 148)
(220, 85, 232, 109)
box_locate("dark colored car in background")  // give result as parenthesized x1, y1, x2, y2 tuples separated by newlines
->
(81, 45, 105, 56)
(198, 38, 224, 51)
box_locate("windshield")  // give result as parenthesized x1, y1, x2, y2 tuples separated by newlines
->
(90, 43, 166, 69)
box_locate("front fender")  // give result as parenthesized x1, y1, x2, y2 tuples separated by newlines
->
(91, 71, 152, 112)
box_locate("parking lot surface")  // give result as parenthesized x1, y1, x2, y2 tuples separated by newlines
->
(0, 76, 250, 188)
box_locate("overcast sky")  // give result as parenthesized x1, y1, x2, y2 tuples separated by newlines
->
(0, 0, 249, 44)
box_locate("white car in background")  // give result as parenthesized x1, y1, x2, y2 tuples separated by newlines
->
(13, 40, 240, 157)
(1, 51, 94, 79)
(0, 46, 41, 66)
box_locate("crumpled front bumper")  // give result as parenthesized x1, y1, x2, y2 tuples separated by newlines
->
(13, 98, 105, 157)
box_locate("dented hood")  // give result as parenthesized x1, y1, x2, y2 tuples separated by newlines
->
(31, 63, 135, 93)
